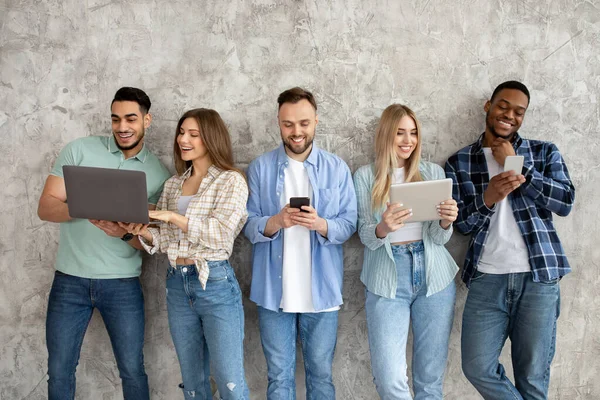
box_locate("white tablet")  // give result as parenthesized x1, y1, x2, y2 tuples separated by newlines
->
(389, 178, 453, 222)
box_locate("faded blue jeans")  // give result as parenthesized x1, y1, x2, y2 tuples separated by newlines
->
(461, 271, 561, 400)
(166, 260, 249, 400)
(46, 271, 149, 400)
(257, 306, 339, 400)
(365, 241, 456, 400)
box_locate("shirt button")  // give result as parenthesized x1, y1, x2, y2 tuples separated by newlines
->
(276, 192, 280, 196)
(279, 276, 282, 279)
(182, 267, 188, 273)
(278, 255, 281, 259)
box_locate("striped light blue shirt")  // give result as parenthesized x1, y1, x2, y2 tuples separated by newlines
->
(353, 161, 458, 298)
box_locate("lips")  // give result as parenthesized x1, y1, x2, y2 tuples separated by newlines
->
(497, 120, 513, 128)
(118, 132, 134, 139)
(180, 146, 194, 152)
(398, 146, 413, 153)
(290, 137, 305, 143)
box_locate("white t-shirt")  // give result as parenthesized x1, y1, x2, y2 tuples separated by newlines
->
(280, 157, 338, 313)
(177, 195, 194, 241)
(477, 148, 531, 274)
(387, 167, 423, 243)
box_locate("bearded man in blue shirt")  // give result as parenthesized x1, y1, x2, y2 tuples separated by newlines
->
(445, 80, 575, 400)
(244, 87, 357, 400)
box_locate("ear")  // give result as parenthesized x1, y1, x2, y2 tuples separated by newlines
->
(484, 101, 491, 113)
(144, 113, 152, 129)
(315, 115, 319, 126)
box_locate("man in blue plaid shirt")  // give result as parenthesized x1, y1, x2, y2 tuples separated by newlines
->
(445, 81, 575, 400)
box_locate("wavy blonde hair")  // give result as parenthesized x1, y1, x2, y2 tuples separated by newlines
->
(371, 104, 422, 210)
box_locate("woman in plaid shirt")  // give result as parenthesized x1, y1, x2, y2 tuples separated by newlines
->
(121, 108, 249, 400)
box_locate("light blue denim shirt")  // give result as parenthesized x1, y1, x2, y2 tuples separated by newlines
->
(244, 143, 358, 312)
(354, 161, 458, 298)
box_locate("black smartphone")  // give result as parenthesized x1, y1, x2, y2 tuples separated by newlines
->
(289, 197, 310, 212)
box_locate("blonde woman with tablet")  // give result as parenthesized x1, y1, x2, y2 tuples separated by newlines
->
(353, 104, 458, 399)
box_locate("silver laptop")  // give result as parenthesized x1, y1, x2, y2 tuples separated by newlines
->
(389, 178, 453, 222)
(63, 165, 150, 224)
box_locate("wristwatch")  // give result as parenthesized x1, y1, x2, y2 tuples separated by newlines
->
(121, 233, 134, 242)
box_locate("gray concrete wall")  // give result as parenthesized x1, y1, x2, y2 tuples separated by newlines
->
(1, 0, 598, 398)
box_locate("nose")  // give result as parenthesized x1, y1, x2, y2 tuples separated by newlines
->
(504, 109, 515, 120)
(118, 120, 128, 131)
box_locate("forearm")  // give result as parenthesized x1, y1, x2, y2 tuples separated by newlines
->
(127, 236, 145, 250)
(375, 222, 388, 239)
(316, 218, 328, 238)
(38, 196, 72, 223)
(168, 213, 189, 233)
(263, 215, 282, 237)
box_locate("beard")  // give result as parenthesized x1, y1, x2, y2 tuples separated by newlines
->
(282, 133, 314, 155)
(114, 127, 145, 151)
(485, 111, 515, 141)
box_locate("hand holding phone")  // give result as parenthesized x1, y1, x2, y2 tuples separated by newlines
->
(289, 197, 310, 212)
(504, 155, 524, 174)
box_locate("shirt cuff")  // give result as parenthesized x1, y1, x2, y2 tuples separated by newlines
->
(139, 227, 160, 254)
(474, 191, 496, 215)
(258, 216, 281, 241)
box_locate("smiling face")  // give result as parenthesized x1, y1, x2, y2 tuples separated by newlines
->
(176, 117, 209, 163)
(111, 101, 150, 157)
(394, 115, 419, 167)
(484, 88, 529, 141)
(278, 99, 318, 161)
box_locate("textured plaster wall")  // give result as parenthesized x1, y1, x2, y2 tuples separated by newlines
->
(1, 0, 599, 398)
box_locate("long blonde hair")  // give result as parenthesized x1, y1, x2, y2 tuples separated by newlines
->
(371, 104, 422, 210)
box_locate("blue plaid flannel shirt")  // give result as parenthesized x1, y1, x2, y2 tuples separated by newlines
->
(445, 133, 575, 286)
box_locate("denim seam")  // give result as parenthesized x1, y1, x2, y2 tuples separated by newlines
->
(229, 281, 245, 399)
(70, 309, 94, 399)
(299, 315, 311, 399)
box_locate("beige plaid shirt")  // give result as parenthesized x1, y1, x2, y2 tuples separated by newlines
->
(140, 165, 248, 289)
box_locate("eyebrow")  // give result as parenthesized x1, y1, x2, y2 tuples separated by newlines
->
(111, 113, 139, 118)
(282, 119, 311, 124)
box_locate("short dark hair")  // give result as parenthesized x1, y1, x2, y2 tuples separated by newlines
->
(111, 87, 151, 114)
(490, 81, 530, 105)
(277, 87, 317, 111)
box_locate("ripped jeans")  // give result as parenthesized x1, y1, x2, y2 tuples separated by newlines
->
(167, 261, 249, 400)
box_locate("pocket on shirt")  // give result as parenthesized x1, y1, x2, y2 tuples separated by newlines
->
(318, 188, 340, 218)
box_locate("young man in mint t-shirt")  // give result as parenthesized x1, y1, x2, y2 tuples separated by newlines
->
(38, 87, 171, 400)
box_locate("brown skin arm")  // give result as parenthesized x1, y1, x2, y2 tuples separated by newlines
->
(38, 175, 71, 223)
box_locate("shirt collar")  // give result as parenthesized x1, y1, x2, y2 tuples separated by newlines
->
(275, 142, 320, 166)
(107, 135, 149, 163)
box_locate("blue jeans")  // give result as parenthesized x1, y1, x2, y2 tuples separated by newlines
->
(166, 261, 249, 400)
(365, 241, 456, 400)
(46, 271, 148, 400)
(257, 306, 338, 400)
(461, 271, 561, 400)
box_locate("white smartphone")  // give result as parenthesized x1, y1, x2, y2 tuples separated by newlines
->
(504, 155, 524, 174)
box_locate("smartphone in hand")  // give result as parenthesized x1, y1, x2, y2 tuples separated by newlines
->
(289, 197, 310, 212)
(504, 155, 524, 174)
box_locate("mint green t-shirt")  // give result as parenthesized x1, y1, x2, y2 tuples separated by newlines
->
(50, 136, 172, 278)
